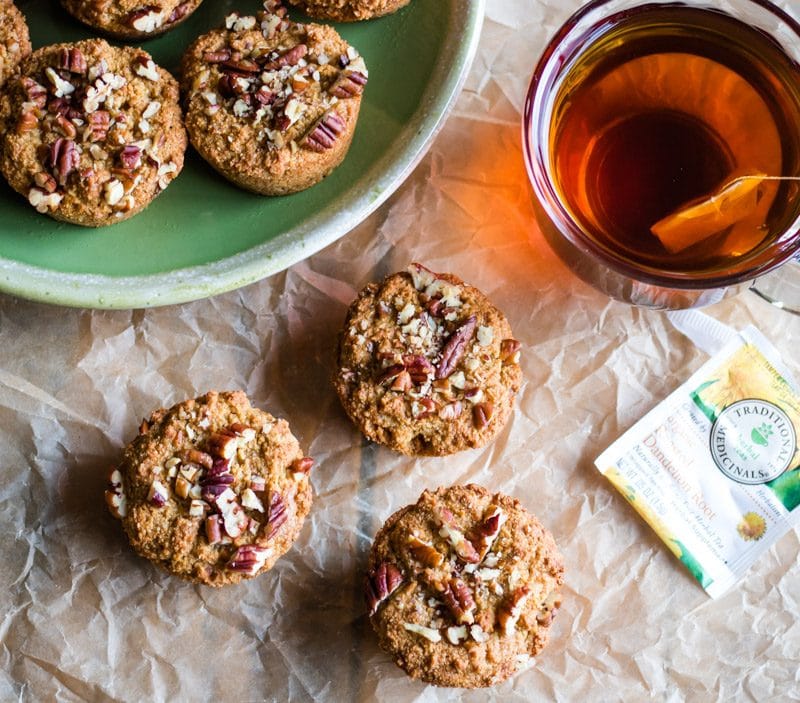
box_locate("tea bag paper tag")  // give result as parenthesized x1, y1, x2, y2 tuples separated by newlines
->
(597, 313, 800, 598)
(666, 309, 738, 356)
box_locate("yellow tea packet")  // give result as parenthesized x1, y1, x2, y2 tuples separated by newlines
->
(596, 319, 800, 597)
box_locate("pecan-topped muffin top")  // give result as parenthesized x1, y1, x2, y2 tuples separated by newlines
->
(181, 2, 367, 195)
(0, 39, 185, 226)
(335, 264, 523, 456)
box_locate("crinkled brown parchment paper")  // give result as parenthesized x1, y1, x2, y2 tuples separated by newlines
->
(2, 1, 800, 701)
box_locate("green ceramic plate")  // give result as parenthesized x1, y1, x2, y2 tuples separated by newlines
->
(0, 0, 484, 308)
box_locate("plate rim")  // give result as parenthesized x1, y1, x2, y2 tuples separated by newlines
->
(0, 0, 485, 309)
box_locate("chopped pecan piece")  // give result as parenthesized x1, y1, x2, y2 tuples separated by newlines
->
(207, 431, 239, 459)
(500, 338, 522, 363)
(48, 139, 79, 187)
(127, 6, 161, 32)
(104, 467, 127, 519)
(330, 70, 368, 99)
(175, 475, 191, 499)
(184, 447, 214, 469)
(216, 73, 242, 98)
(226, 423, 256, 440)
(199, 458, 234, 500)
(433, 506, 480, 563)
(376, 364, 405, 385)
(390, 370, 413, 393)
(302, 111, 346, 153)
(365, 562, 404, 615)
(205, 515, 223, 544)
(291, 456, 314, 475)
(167, 1, 193, 23)
(412, 397, 437, 419)
(16, 110, 39, 134)
(266, 492, 287, 537)
(263, 44, 308, 70)
(33, 172, 57, 193)
(58, 47, 87, 74)
(21, 77, 47, 108)
(55, 115, 77, 139)
(403, 355, 434, 385)
(118, 145, 142, 171)
(148, 479, 169, 507)
(442, 577, 476, 625)
(472, 402, 494, 429)
(536, 593, 562, 627)
(467, 504, 506, 560)
(227, 545, 272, 575)
(254, 86, 275, 105)
(87, 110, 110, 142)
(221, 58, 260, 75)
(407, 535, 444, 568)
(203, 49, 232, 64)
(438, 401, 463, 421)
(436, 315, 477, 379)
(497, 587, 531, 635)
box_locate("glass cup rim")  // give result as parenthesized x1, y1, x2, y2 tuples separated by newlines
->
(523, 0, 800, 290)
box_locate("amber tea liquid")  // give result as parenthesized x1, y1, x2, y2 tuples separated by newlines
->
(551, 6, 800, 273)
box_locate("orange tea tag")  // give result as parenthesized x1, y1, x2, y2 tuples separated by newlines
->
(651, 172, 768, 254)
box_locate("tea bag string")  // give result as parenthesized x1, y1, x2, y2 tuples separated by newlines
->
(728, 175, 800, 184)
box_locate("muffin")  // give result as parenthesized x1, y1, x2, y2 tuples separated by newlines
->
(287, 0, 411, 22)
(106, 391, 314, 586)
(60, 0, 204, 40)
(0, 39, 186, 226)
(181, 4, 367, 195)
(335, 264, 523, 456)
(366, 484, 565, 688)
(0, 0, 31, 89)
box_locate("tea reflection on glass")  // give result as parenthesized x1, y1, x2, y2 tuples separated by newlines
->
(524, 0, 800, 309)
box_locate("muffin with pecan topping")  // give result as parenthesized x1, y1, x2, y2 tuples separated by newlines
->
(0, 39, 186, 227)
(0, 0, 31, 89)
(60, 0, 204, 40)
(181, 3, 367, 195)
(335, 264, 523, 456)
(288, 0, 411, 22)
(106, 391, 314, 587)
(366, 484, 565, 688)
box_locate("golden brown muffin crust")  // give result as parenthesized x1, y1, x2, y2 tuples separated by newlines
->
(0, 0, 31, 89)
(0, 39, 186, 227)
(181, 4, 367, 195)
(335, 264, 523, 456)
(106, 391, 314, 587)
(366, 484, 565, 688)
(288, 0, 411, 22)
(60, 0, 204, 40)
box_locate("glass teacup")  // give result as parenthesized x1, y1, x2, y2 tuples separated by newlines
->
(523, 0, 800, 310)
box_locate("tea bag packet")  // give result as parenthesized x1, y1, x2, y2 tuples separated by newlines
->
(596, 312, 800, 598)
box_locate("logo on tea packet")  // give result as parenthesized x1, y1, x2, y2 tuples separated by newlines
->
(710, 399, 796, 484)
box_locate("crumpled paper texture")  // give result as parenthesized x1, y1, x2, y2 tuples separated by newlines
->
(2, 1, 800, 701)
